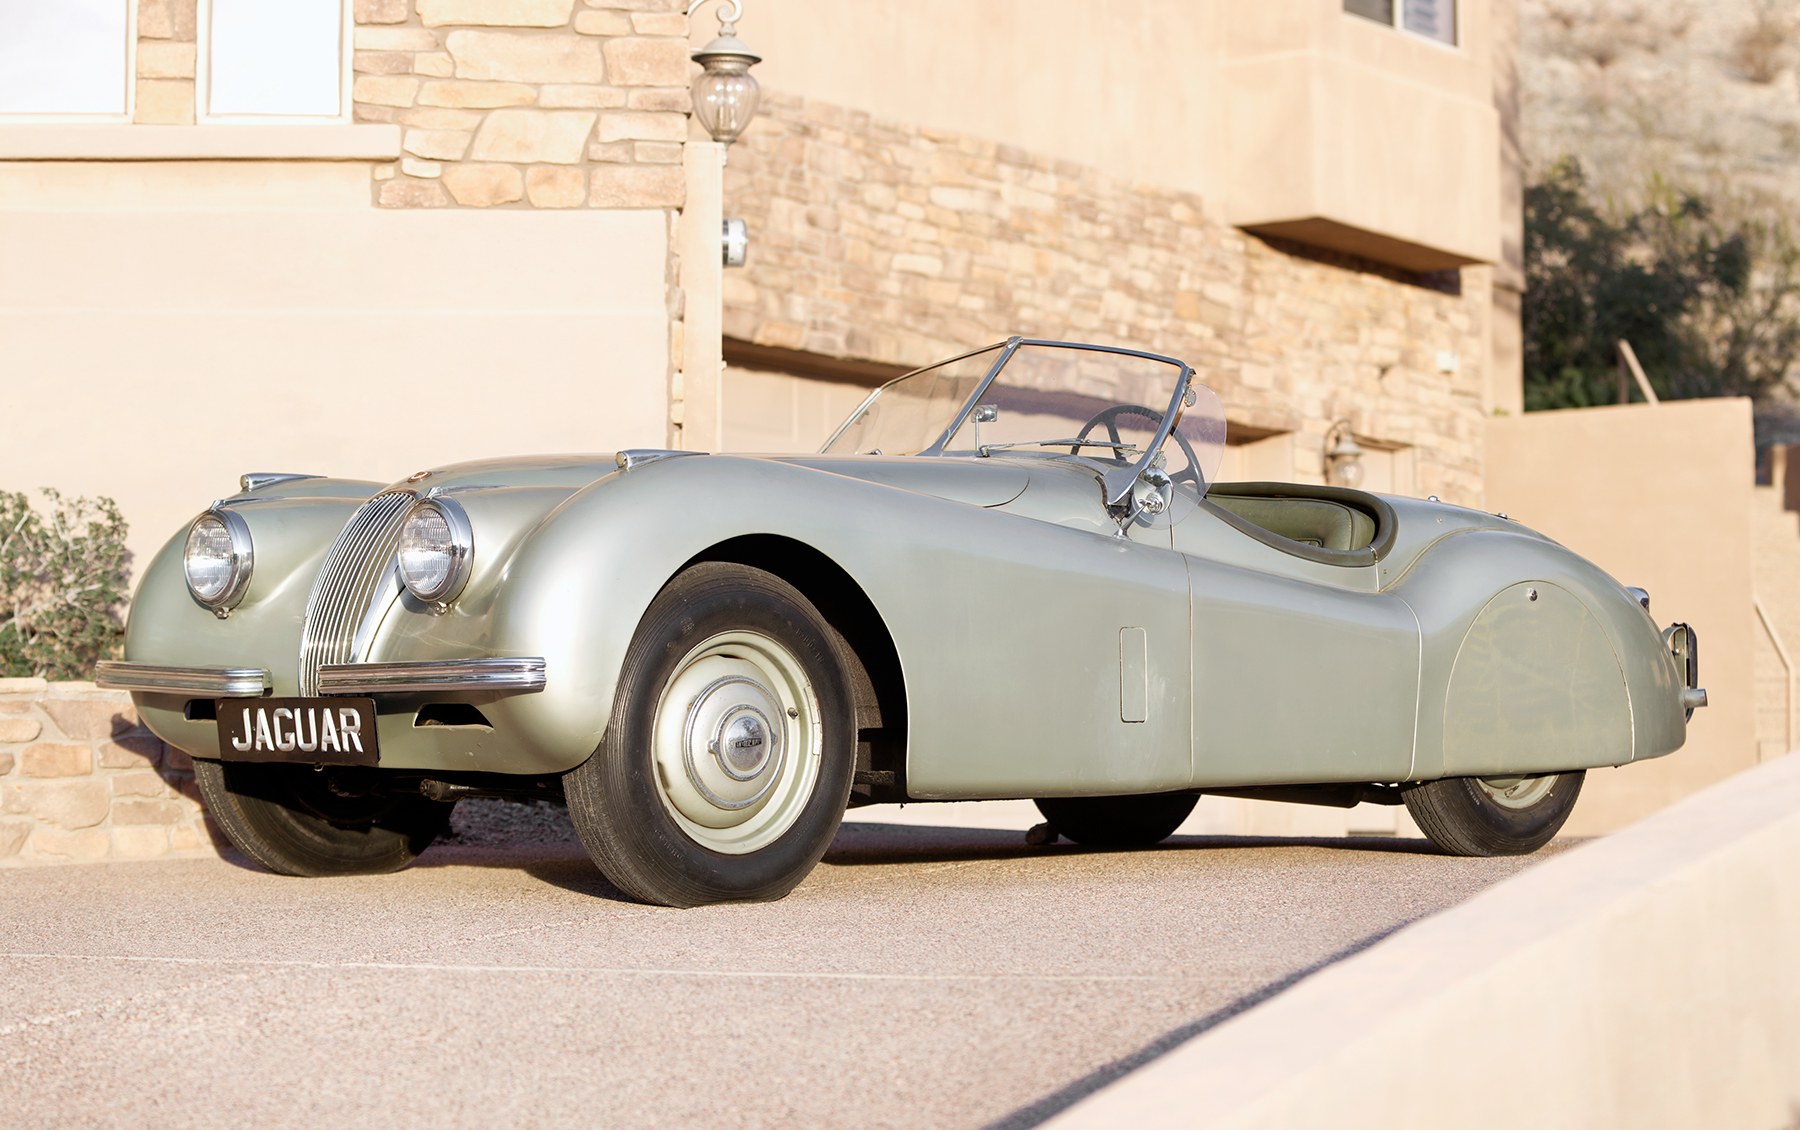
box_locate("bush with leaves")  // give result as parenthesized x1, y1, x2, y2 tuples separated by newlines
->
(0, 490, 130, 680)
(1523, 158, 1800, 411)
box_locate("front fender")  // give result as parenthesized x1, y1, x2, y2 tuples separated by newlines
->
(456, 454, 1192, 792)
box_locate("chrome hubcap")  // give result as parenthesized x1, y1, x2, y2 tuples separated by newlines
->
(651, 630, 822, 855)
(1476, 773, 1557, 810)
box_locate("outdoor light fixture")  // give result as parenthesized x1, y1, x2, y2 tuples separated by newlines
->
(1324, 420, 1365, 488)
(688, 0, 762, 152)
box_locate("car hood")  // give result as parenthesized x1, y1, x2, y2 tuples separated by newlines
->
(344, 452, 1034, 510)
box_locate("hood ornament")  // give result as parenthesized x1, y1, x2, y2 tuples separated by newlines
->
(405, 470, 433, 483)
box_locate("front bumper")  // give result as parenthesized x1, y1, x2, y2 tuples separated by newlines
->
(94, 661, 270, 697)
(96, 658, 547, 697)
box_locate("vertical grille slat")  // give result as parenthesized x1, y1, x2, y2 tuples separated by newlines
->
(298, 490, 415, 696)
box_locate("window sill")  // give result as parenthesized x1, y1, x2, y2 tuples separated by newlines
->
(0, 124, 401, 162)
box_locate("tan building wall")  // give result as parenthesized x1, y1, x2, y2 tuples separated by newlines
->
(0, 160, 672, 574)
(1486, 399, 1758, 834)
(1, 0, 704, 571)
(733, 0, 1504, 272)
(1750, 446, 1800, 761)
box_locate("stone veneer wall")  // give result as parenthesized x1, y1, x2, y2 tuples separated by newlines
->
(124, 0, 692, 211)
(133, 0, 199, 123)
(355, 0, 690, 211)
(723, 92, 1493, 503)
(0, 681, 215, 867)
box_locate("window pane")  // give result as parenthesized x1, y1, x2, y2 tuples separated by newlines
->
(1343, 0, 1395, 25)
(1402, 0, 1457, 44)
(0, 0, 130, 115)
(206, 0, 343, 117)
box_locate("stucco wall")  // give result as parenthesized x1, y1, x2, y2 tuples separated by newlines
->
(1485, 399, 1757, 833)
(0, 160, 672, 574)
(732, 0, 1505, 271)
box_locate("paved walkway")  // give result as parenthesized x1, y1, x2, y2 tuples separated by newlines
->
(0, 806, 1560, 1128)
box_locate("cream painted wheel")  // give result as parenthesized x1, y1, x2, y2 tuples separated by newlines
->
(1474, 773, 1557, 811)
(566, 562, 856, 907)
(650, 630, 824, 855)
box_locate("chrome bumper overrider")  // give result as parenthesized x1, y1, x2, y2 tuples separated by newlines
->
(94, 662, 272, 697)
(316, 657, 547, 695)
(94, 658, 547, 697)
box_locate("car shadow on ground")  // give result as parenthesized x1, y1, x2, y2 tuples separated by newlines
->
(819, 821, 1456, 867)
(396, 813, 1511, 903)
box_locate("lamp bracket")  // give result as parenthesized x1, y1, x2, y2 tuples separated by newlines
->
(687, 0, 745, 25)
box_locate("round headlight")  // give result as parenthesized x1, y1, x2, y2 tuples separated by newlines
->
(397, 497, 472, 605)
(183, 509, 253, 613)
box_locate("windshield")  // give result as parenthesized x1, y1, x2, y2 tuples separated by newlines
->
(823, 345, 1002, 457)
(822, 340, 1227, 492)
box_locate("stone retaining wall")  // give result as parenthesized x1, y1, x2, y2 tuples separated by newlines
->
(0, 680, 215, 867)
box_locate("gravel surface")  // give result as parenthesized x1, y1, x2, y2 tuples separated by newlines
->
(0, 808, 1564, 1128)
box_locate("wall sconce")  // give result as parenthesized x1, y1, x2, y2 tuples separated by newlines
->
(1325, 420, 1365, 488)
(688, 0, 762, 152)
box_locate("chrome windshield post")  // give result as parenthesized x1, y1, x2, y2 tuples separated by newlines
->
(1103, 367, 1195, 514)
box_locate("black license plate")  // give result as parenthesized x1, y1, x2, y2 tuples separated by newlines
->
(216, 698, 379, 766)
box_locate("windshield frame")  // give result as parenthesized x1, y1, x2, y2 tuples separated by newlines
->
(820, 336, 1200, 506)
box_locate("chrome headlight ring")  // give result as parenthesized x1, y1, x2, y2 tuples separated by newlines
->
(396, 496, 474, 606)
(183, 508, 254, 616)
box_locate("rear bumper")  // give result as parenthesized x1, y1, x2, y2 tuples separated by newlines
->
(95, 657, 547, 698)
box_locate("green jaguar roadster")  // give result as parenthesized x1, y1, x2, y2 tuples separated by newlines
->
(97, 339, 1705, 906)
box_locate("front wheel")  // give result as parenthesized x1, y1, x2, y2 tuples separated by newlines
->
(194, 759, 453, 876)
(565, 562, 856, 907)
(1402, 771, 1584, 856)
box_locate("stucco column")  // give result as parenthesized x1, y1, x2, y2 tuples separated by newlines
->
(1490, 0, 1526, 418)
(677, 141, 726, 450)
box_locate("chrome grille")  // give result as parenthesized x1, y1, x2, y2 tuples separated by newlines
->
(297, 489, 415, 696)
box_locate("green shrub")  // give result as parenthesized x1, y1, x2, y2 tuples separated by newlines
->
(1524, 159, 1800, 410)
(0, 490, 129, 680)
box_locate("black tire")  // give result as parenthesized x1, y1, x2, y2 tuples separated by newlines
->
(1402, 771, 1584, 856)
(193, 758, 452, 876)
(565, 562, 856, 908)
(1033, 792, 1198, 847)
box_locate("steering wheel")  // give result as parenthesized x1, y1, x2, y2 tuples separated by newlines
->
(1074, 404, 1204, 490)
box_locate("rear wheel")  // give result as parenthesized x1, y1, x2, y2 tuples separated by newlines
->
(566, 562, 856, 907)
(1033, 792, 1197, 847)
(193, 759, 453, 876)
(1402, 771, 1584, 856)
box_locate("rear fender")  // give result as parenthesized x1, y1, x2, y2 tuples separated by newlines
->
(1395, 528, 1687, 779)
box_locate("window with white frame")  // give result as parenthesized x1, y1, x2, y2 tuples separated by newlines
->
(1344, 0, 1458, 47)
(0, 0, 135, 118)
(198, 0, 348, 121)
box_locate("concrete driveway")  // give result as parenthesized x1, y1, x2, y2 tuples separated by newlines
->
(0, 802, 1560, 1128)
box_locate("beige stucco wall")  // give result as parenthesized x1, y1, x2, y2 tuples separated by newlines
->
(0, 160, 671, 575)
(1485, 399, 1757, 834)
(733, 0, 1504, 270)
